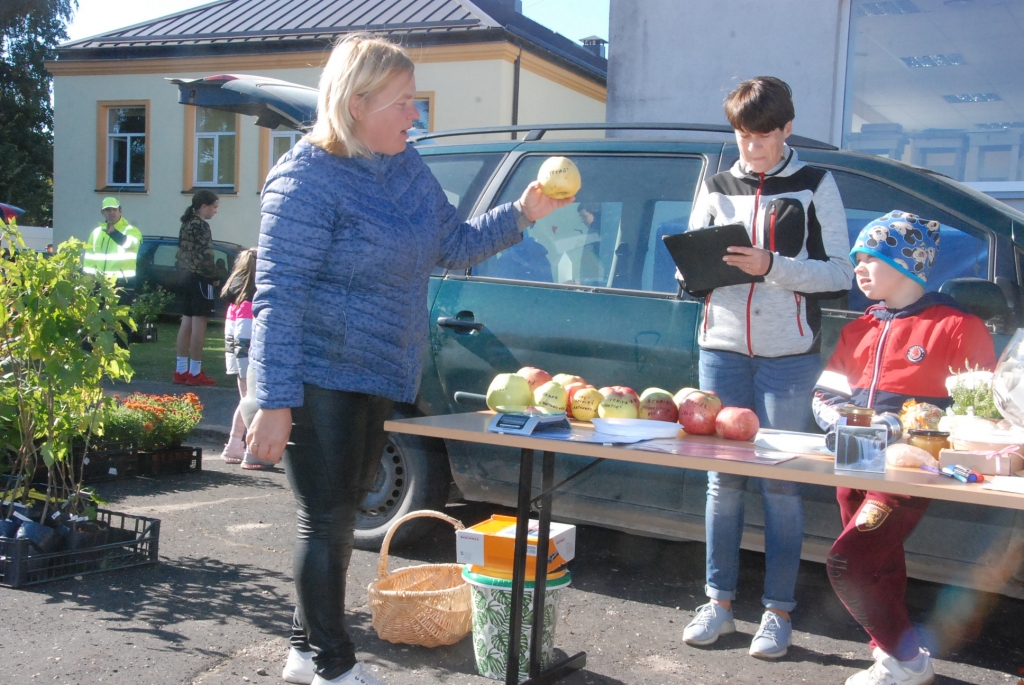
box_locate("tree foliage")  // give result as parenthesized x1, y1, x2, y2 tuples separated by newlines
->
(0, 0, 77, 227)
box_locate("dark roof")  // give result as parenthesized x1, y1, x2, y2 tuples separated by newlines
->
(56, 0, 606, 83)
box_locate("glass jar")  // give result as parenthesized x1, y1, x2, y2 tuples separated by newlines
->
(839, 405, 875, 427)
(907, 429, 951, 460)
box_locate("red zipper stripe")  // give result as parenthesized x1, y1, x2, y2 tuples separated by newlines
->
(745, 174, 766, 356)
(794, 293, 805, 337)
(702, 292, 712, 338)
(769, 205, 777, 252)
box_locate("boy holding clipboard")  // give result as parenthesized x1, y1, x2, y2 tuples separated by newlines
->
(680, 77, 854, 659)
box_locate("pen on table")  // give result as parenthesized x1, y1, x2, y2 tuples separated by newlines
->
(920, 464, 967, 483)
(952, 464, 984, 483)
(941, 466, 970, 483)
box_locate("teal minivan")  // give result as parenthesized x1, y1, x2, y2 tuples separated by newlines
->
(177, 75, 1024, 598)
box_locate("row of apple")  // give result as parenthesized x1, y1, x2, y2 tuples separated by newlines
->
(485, 367, 761, 441)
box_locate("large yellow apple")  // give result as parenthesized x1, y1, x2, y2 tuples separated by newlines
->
(571, 387, 603, 422)
(537, 157, 581, 199)
(486, 373, 532, 412)
(533, 381, 568, 413)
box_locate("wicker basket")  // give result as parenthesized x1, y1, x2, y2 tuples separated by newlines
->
(367, 510, 472, 647)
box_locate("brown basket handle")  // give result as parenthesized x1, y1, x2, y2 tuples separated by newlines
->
(377, 509, 465, 580)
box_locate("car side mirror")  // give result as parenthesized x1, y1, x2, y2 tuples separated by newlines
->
(938, 278, 1014, 332)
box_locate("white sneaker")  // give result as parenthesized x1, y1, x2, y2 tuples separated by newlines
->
(845, 648, 935, 685)
(220, 438, 245, 464)
(282, 648, 315, 685)
(311, 662, 385, 685)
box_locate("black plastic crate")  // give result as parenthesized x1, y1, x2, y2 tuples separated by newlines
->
(74, 441, 138, 483)
(138, 446, 202, 476)
(0, 509, 160, 588)
(128, 323, 158, 344)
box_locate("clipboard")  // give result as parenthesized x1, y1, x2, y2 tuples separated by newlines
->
(662, 223, 765, 294)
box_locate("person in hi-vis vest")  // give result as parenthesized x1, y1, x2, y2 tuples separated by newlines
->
(82, 196, 142, 288)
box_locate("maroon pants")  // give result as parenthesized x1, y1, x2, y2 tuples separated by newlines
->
(826, 488, 930, 661)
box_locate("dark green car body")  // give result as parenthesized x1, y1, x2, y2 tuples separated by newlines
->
(173, 75, 1024, 597)
(414, 134, 1024, 599)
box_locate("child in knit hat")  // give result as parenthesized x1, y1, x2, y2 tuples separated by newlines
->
(811, 210, 996, 685)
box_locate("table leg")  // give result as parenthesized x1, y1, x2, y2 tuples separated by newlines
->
(529, 451, 555, 677)
(506, 447, 535, 685)
(506, 449, 587, 685)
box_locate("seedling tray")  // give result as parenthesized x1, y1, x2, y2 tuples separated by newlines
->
(138, 446, 202, 476)
(0, 509, 160, 588)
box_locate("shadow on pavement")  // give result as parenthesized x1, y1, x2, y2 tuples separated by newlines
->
(96, 464, 290, 507)
(26, 555, 295, 649)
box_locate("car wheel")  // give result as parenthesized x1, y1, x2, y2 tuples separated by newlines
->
(353, 430, 450, 551)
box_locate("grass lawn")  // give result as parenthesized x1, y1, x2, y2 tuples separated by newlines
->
(128, 319, 233, 387)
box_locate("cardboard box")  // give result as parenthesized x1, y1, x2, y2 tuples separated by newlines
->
(939, 448, 1024, 476)
(456, 515, 576, 577)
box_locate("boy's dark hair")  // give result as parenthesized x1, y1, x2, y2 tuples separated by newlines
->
(724, 77, 795, 133)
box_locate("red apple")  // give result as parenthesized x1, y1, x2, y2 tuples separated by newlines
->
(677, 390, 723, 435)
(517, 367, 552, 392)
(552, 373, 586, 387)
(563, 382, 591, 418)
(673, 387, 698, 409)
(638, 390, 679, 422)
(716, 407, 760, 441)
(598, 391, 640, 419)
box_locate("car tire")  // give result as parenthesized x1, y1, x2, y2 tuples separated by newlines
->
(353, 428, 450, 552)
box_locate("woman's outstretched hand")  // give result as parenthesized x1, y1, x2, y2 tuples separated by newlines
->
(518, 181, 575, 222)
(246, 407, 292, 463)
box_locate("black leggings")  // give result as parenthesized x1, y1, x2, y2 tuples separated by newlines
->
(284, 384, 394, 680)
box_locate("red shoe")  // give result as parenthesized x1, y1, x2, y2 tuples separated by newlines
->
(173, 371, 189, 385)
(185, 371, 217, 386)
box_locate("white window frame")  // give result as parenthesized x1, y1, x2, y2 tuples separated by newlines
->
(106, 107, 146, 187)
(270, 130, 303, 168)
(193, 111, 237, 188)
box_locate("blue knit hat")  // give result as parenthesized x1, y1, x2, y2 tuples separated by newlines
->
(850, 210, 941, 286)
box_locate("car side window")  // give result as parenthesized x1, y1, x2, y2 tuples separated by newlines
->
(153, 244, 177, 267)
(828, 169, 990, 312)
(421, 152, 504, 277)
(473, 155, 704, 292)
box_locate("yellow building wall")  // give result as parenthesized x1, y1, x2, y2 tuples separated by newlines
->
(52, 49, 604, 249)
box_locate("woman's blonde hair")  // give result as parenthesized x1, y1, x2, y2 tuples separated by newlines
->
(304, 33, 414, 158)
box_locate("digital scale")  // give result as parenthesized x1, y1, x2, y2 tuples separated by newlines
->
(487, 411, 571, 435)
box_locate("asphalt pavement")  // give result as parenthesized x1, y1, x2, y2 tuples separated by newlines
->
(4, 387, 1024, 684)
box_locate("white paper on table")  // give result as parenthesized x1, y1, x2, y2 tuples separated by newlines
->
(627, 439, 799, 465)
(981, 476, 1024, 495)
(754, 430, 829, 455)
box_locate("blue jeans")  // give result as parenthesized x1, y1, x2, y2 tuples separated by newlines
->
(699, 348, 822, 612)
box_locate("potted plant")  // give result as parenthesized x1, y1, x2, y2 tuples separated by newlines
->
(102, 392, 204, 475)
(0, 227, 160, 587)
(128, 283, 172, 343)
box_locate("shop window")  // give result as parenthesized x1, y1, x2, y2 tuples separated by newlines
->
(843, 2, 1024, 185)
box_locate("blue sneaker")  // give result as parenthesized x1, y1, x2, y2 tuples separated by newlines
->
(683, 602, 735, 646)
(749, 610, 791, 659)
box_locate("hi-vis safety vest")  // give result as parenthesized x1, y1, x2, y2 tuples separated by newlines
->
(82, 218, 142, 280)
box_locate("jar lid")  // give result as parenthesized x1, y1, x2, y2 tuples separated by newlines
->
(839, 405, 875, 416)
(908, 429, 950, 438)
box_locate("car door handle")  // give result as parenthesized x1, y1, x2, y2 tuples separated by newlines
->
(437, 316, 484, 332)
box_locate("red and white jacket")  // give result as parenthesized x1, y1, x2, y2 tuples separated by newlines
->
(688, 146, 854, 358)
(812, 292, 996, 430)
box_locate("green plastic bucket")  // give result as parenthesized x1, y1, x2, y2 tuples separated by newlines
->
(462, 567, 571, 682)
